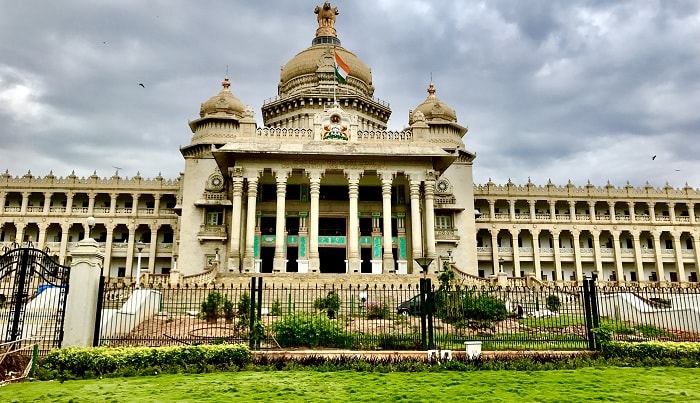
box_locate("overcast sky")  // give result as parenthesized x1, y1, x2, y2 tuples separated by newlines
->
(1, 0, 699, 190)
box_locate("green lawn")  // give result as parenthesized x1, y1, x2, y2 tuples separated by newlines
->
(2, 367, 699, 402)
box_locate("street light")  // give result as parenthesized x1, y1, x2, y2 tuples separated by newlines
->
(498, 257, 505, 273)
(136, 241, 145, 289)
(86, 216, 95, 240)
(414, 256, 434, 278)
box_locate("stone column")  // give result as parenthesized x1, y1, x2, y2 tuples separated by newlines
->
(153, 195, 161, 216)
(569, 200, 575, 222)
(552, 231, 563, 281)
(0, 191, 5, 214)
(588, 201, 595, 222)
(592, 230, 603, 276)
(37, 223, 48, 249)
(511, 229, 521, 277)
(532, 229, 542, 279)
(148, 226, 157, 274)
(652, 231, 665, 282)
(243, 175, 259, 272)
(669, 202, 676, 225)
(572, 231, 583, 282)
(491, 231, 500, 275)
(102, 224, 115, 277)
(66, 193, 74, 215)
(608, 201, 616, 223)
(59, 223, 70, 265)
(488, 200, 495, 220)
(43, 192, 52, 214)
(109, 193, 117, 215)
(87, 194, 96, 216)
(672, 232, 685, 282)
(63, 238, 104, 347)
(228, 168, 244, 272)
(612, 230, 624, 283)
(125, 225, 136, 279)
(409, 179, 423, 273)
(131, 193, 140, 217)
(424, 172, 437, 272)
(380, 171, 394, 273)
(632, 232, 645, 282)
(308, 170, 322, 273)
(20, 192, 29, 214)
(549, 199, 556, 221)
(529, 200, 536, 221)
(629, 201, 635, 223)
(273, 169, 290, 273)
(346, 170, 362, 273)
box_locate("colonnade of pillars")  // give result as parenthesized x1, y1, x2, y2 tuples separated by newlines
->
(486, 227, 700, 283)
(227, 167, 439, 274)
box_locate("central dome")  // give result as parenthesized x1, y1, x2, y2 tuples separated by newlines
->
(263, 3, 391, 130)
(277, 3, 374, 98)
(280, 46, 372, 95)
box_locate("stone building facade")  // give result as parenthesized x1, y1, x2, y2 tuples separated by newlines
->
(1, 4, 698, 284)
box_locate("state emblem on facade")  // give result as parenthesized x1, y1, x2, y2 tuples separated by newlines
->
(321, 105, 349, 140)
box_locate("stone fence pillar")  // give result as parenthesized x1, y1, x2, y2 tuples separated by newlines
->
(62, 238, 104, 347)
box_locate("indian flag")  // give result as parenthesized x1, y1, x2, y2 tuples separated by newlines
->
(334, 50, 350, 84)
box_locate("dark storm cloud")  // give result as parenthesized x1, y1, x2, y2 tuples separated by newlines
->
(0, 1, 698, 190)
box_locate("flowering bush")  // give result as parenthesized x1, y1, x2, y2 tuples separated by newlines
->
(364, 301, 390, 319)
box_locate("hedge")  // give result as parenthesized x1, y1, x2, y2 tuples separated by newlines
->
(39, 344, 251, 379)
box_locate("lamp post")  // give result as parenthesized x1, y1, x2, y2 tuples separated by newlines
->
(86, 216, 95, 240)
(498, 257, 504, 273)
(136, 241, 145, 289)
(414, 256, 434, 278)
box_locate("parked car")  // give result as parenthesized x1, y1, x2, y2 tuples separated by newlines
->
(396, 295, 423, 316)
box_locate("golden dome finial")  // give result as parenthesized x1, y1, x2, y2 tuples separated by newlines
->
(221, 76, 231, 91)
(427, 82, 436, 98)
(314, 2, 339, 38)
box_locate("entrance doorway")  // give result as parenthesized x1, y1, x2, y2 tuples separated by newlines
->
(319, 247, 346, 273)
(361, 248, 372, 273)
(287, 247, 298, 272)
(260, 247, 274, 273)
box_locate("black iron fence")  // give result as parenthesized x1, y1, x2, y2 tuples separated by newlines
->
(95, 278, 700, 351)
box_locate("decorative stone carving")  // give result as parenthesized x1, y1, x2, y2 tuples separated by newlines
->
(205, 171, 225, 192)
(314, 2, 339, 37)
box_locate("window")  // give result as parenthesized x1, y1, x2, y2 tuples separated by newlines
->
(117, 267, 126, 277)
(435, 215, 452, 229)
(206, 209, 223, 226)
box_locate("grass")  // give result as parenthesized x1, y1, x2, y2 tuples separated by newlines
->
(3, 367, 700, 402)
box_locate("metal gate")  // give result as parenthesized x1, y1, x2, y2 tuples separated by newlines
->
(0, 245, 70, 355)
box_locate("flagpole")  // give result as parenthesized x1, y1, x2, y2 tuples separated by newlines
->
(333, 46, 337, 106)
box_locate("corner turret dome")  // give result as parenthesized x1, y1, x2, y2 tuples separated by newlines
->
(409, 82, 458, 124)
(199, 76, 245, 118)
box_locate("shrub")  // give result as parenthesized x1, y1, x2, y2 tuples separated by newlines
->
(313, 291, 341, 318)
(546, 295, 561, 312)
(364, 301, 390, 319)
(269, 299, 282, 316)
(272, 313, 354, 348)
(201, 291, 226, 323)
(39, 344, 252, 379)
(434, 290, 507, 327)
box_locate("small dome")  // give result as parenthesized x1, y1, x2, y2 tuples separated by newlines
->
(199, 76, 245, 118)
(410, 82, 457, 124)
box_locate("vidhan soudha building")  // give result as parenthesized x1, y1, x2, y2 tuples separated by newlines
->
(2, 4, 700, 285)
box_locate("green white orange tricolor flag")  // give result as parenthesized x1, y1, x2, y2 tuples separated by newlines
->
(334, 50, 350, 84)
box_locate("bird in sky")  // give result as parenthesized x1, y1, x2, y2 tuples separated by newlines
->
(652, 155, 657, 160)
(139, 83, 145, 88)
